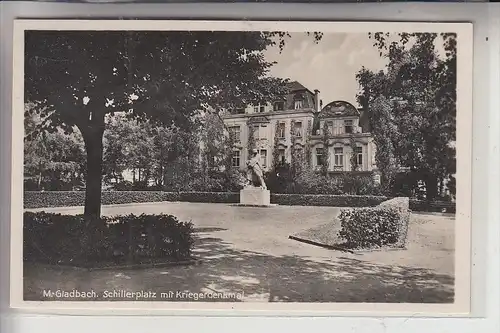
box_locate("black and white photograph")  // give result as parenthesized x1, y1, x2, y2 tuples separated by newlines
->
(11, 20, 473, 314)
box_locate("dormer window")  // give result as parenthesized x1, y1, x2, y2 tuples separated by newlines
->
(273, 101, 285, 111)
(344, 120, 353, 134)
(326, 121, 334, 135)
(294, 122, 303, 137)
(277, 122, 286, 138)
(294, 100, 303, 110)
(253, 104, 265, 113)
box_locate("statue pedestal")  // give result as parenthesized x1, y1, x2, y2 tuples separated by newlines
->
(240, 187, 271, 206)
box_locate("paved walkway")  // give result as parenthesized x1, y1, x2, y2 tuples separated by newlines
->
(24, 202, 455, 303)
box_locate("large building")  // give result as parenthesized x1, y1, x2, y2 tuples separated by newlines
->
(222, 81, 377, 174)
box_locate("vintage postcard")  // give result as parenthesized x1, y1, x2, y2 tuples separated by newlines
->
(10, 20, 473, 315)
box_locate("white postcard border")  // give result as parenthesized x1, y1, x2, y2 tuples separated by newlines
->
(10, 19, 474, 316)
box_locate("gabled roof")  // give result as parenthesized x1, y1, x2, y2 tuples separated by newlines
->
(281, 81, 317, 111)
(286, 81, 309, 92)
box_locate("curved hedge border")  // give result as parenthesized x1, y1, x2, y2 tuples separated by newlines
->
(24, 190, 455, 213)
(338, 197, 411, 249)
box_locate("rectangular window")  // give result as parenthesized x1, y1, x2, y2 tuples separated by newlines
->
(229, 126, 241, 142)
(294, 100, 303, 110)
(316, 148, 324, 166)
(252, 125, 260, 139)
(327, 121, 334, 135)
(294, 122, 303, 137)
(334, 147, 344, 167)
(253, 104, 265, 113)
(232, 150, 240, 167)
(278, 149, 286, 164)
(278, 122, 286, 138)
(273, 101, 284, 111)
(344, 120, 353, 134)
(260, 149, 267, 168)
(355, 147, 363, 166)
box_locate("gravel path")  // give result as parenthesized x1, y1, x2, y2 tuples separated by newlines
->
(24, 202, 455, 303)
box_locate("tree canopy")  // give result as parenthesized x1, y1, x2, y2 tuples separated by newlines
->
(25, 30, 320, 216)
(356, 32, 457, 199)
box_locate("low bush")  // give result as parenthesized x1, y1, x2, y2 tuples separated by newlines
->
(338, 197, 410, 249)
(178, 191, 238, 203)
(409, 199, 456, 213)
(271, 194, 388, 207)
(290, 169, 344, 195)
(24, 191, 168, 209)
(25, 191, 454, 213)
(338, 174, 384, 196)
(23, 212, 194, 266)
(25, 191, 388, 209)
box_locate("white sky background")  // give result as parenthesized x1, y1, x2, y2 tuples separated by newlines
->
(264, 33, 390, 107)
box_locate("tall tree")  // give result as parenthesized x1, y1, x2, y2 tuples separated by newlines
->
(25, 30, 317, 218)
(24, 108, 86, 190)
(356, 32, 457, 200)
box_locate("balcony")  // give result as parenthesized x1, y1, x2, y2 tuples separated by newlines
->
(315, 127, 362, 136)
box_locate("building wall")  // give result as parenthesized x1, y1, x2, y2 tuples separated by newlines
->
(224, 110, 377, 173)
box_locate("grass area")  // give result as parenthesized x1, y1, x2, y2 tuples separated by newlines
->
(289, 220, 345, 250)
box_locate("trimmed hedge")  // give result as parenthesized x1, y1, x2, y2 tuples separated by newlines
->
(24, 191, 388, 209)
(24, 191, 455, 213)
(24, 211, 194, 266)
(24, 191, 167, 209)
(178, 191, 238, 203)
(410, 199, 456, 213)
(338, 197, 410, 250)
(272, 194, 387, 207)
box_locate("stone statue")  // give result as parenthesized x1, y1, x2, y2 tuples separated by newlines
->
(246, 149, 267, 189)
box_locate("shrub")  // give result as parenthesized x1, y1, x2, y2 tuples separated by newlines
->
(338, 174, 384, 196)
(23, 212, 194, 266)
(338, 197, 410, 249)
(409, 199, 456, 213)
(290, 169, 344, 195)
(178, 191, 238, 203)
(25, 191, 453, 213)
(24, 191, 168, 209)
(182, 170, 245, 193)
(272, 194, 388, 207)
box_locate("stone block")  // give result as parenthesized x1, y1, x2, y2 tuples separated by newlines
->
(240, 187, 271, 206)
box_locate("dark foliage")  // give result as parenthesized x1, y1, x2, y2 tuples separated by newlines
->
(272, 193, 387, 207)
(24, 212, 194, 266)
(338, 197, 410, 249)
(24, 191, 167, 209)
(24, 190, 455, 213)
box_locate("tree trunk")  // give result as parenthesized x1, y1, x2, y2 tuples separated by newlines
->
(81, 123, 105, 219)
(424, 172, 438, 202)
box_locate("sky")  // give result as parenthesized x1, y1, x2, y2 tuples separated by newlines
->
(264, 33, 389, 108)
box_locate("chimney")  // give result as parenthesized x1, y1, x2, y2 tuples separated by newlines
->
(314, 89, 321, 112)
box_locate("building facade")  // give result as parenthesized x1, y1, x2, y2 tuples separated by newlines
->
(222, 81, 377, 174)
